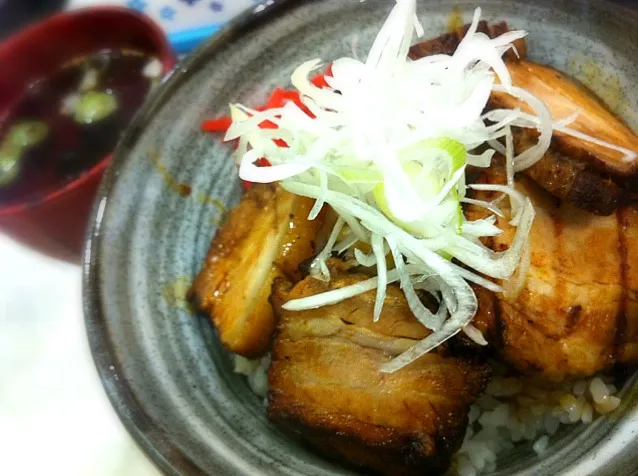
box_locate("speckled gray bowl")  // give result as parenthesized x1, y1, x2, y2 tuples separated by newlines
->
(83, 0, 638, 475)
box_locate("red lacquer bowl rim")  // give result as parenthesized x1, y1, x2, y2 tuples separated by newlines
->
(0, 6, 176, 217)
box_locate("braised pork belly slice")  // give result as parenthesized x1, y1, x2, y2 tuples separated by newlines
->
(268, 271, 490, 476)
(512, 128, 623, 215)
(189, 183, 325, 357)
(467, 168, 638, 381)
(489, 60, 638, 214)
(410, 25, 638, 215)
(408, 20, 526, 62)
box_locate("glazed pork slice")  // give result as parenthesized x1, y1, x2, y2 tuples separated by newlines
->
(491, 60, 638, 179)
(489, 60, 638, 214)
(268, 270, 490, 476)
(512, 128, 623, 215)
(189, 183, 325, 357)
(466, 169, 638, 381)
(409, 25, 638, 215)
(617, 205, 638, 364)
(408, 20, 526, 61)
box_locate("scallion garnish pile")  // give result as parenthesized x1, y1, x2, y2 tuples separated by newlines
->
(223, 1, 554, 372)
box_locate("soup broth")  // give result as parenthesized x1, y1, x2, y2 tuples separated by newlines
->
(0, 49, 158, 205)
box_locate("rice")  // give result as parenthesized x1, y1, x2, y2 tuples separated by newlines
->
(233, 354, 623, 476)
(233, 354, 271, 398)
(448, 366, 623, 476)
(532, 435, 549, 455)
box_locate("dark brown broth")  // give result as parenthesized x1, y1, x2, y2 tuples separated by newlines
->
(0, 49, 155, 205)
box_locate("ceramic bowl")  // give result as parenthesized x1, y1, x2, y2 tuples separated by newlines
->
(83, 0, 638, 475)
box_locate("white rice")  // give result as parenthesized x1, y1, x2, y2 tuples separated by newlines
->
(233, 354, 271, 399)
(233, 354, 623, 475)
(448, 366, 622, 476)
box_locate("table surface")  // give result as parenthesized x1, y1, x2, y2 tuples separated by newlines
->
(0, 1, 255, 475)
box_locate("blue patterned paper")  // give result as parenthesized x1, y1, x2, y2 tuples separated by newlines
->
(70, 0, 257, 33)
(126, 0, 147, 11)
(159, 5, 177, 20)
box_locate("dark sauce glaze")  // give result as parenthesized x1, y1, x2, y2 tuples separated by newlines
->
(0, 49, 154, 205)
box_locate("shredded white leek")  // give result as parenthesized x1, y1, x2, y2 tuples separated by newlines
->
(223, 0, 574, 372)
(371, 233, 388, 322)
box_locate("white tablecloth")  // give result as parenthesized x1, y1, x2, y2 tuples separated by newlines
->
(0, 235, 161, 476)
(1, 1, 255, 475)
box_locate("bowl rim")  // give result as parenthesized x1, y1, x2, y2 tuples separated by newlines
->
(82, 1, 638, 475)
(83, 1, 300, 474)
(0, 6, 175, 217)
